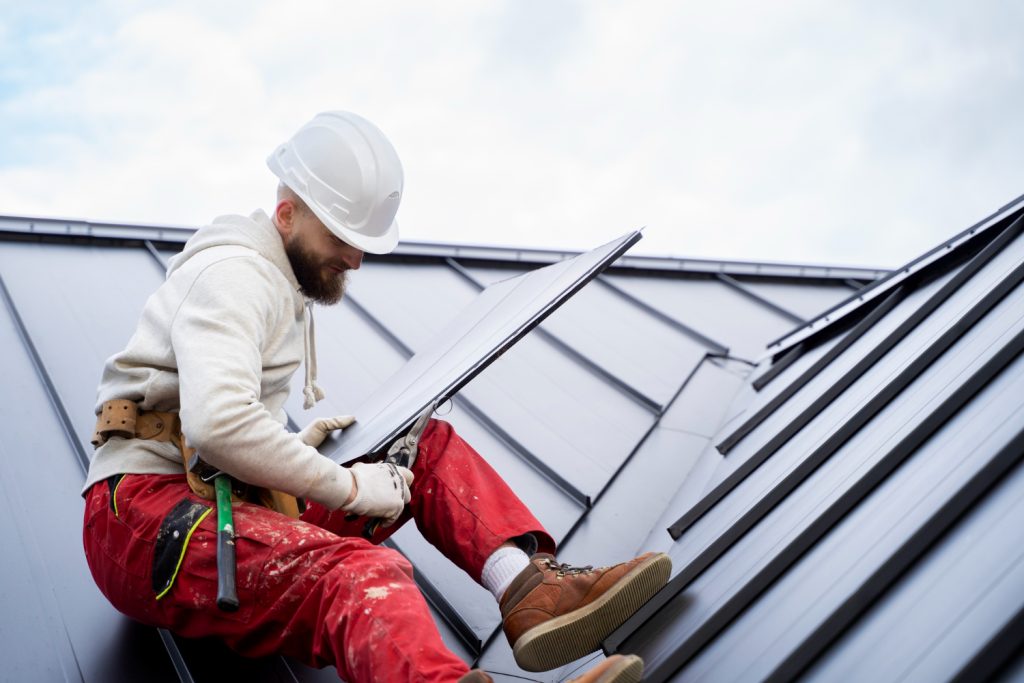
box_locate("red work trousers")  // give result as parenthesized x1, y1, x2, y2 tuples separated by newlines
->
(82, 420, 555, 682)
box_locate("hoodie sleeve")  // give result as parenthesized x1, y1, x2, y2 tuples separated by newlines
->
(170, 256, 353, 509)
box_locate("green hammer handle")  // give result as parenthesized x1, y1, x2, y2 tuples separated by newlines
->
(214, 475, 239, 612)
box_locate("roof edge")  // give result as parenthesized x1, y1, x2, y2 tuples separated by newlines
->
(765, 191, 1024, 354)
(0, 213, 888, 280)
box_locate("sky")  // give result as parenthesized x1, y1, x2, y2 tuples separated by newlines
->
(1, 1, 1022, 269)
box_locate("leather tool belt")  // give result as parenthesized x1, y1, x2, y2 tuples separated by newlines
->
(92, 399, 300, 518)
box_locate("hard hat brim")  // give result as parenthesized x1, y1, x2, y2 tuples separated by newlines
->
(267, 153, 400, 255)
(310, 201, 400, 255)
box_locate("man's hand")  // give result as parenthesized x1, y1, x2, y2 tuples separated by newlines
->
(299, 415, 356, 448)
(342, 462, 414, 526)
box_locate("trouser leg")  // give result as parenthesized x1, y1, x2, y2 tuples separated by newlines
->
(83, 474, 468, 682)
(302, 419, 557, 583)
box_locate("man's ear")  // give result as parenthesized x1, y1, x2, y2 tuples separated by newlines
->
(273, 199, 295, 239)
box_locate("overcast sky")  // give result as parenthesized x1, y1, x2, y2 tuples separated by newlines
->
(1, 1, 1022, 268)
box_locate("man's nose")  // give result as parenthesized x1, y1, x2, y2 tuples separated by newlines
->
(342, 248, 364, 270)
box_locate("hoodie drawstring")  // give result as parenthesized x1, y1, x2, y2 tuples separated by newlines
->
(302, 302, 326, 409)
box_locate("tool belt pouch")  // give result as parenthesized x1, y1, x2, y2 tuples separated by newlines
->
(93, 401, 301, 519)
(92, 399, 139, 447)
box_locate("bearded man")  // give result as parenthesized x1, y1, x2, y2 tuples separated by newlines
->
(82, 111, 669, 682)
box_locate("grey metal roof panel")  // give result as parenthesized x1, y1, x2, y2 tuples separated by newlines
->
(457, 340, 656, 500)
(665, 359, 1024, 683)
(342, 260, 657, 500)
(723, 327, 851, 437)
(461, 265, 709, 407)
(325, 230, 646, 465)
(283, 299, 410, 417)
(631, 358, 757, 558)
(605, 211, 1024, 682)
(657, 357, 752, 440)
(344, 268, 655, 501)
(997, 657, 1024, 683)
(731, 279, 860, 321)
(4, 197, 1017, 683)
(0, 263, 183, 682)
(0, 242, 166, 450)
(804, 435, 1024, 683)
(684, 259, 968, 526)
(671, 234, 1023, 559)
(765, 195, 1024, 355)
(557, 429, 708, 569)
(726, 289, 907, 447)
(620, 282, 1024, 680)
(603, 273, 801, 361)
(346, 261, 478, 351)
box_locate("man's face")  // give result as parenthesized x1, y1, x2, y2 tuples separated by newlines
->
(284, 208, 364, 305)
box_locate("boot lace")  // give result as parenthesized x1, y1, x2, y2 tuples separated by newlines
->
(543, 558, 594, 577)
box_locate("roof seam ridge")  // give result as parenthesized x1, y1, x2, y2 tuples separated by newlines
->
(673, 213, 1024, 537)
(444, 258, 663, 413)
(647, 326, 1024, 683)
(715, 273, 806, 325)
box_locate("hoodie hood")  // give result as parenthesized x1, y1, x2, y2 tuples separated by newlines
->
(167, 210, 301, 294)
(167, 209, 325, 410)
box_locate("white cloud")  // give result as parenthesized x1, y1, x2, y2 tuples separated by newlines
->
(1, 0, 1022, 269)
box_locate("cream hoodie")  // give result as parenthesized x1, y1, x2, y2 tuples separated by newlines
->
(82, 210, 353, 509)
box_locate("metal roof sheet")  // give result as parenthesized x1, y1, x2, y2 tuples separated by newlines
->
(5, 198, 1018, 682)
(608, 200, 1024, 683)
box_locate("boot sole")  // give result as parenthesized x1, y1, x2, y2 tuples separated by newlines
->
(512, 553, 671, 672)
(593, 654, 644, 683)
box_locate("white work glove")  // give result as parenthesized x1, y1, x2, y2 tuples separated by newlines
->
(299, 415, 356, 448)
(342, 461, 415, 526)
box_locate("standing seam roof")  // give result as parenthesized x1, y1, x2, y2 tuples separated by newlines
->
(607, 198, 1024, 683)
(5, 196, 1022, 682)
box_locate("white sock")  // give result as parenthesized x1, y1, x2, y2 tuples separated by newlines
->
(481, 546, 531, 601)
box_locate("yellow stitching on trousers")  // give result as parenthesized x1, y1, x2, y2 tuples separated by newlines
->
(112, 476, 126, 517)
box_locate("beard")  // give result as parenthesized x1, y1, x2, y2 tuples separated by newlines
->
(284, 235, 349, 305)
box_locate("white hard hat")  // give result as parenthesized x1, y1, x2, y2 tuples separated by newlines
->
(267, 111, 403, 254)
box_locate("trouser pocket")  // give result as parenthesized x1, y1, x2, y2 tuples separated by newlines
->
(152, 498, 213, 600)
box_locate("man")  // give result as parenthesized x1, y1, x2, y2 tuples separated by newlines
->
(82, 111, 670, 682)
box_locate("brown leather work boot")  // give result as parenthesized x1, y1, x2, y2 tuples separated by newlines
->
(457, 671, 493, 682)
(500, 552, 671, 672)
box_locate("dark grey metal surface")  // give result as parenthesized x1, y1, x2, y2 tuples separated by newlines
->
(604, 273, 801, 361)
(462, 265, 708, 408)
(602, 207, 1024, 683)
(630, 286, 1024, 680)
(0, 242, 169, 451)
(714, 273, 805, 324)
(0, 259, 183, 682)
(668, 358, 1024, 682)
(324, 231, 642, 465)
(674, 245, 1024, 575)
(1, 193, 1016, 683)
(765, 196, 1024, 354)
(731, 279, 862, 321)
(670, 257, 974, 538)
(0, 241, 341, 681)
(716, 286, 907, 455)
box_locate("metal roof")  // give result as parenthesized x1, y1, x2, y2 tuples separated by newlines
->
(3, 200, 1017, 682)
(605, 198, 1024, 682)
